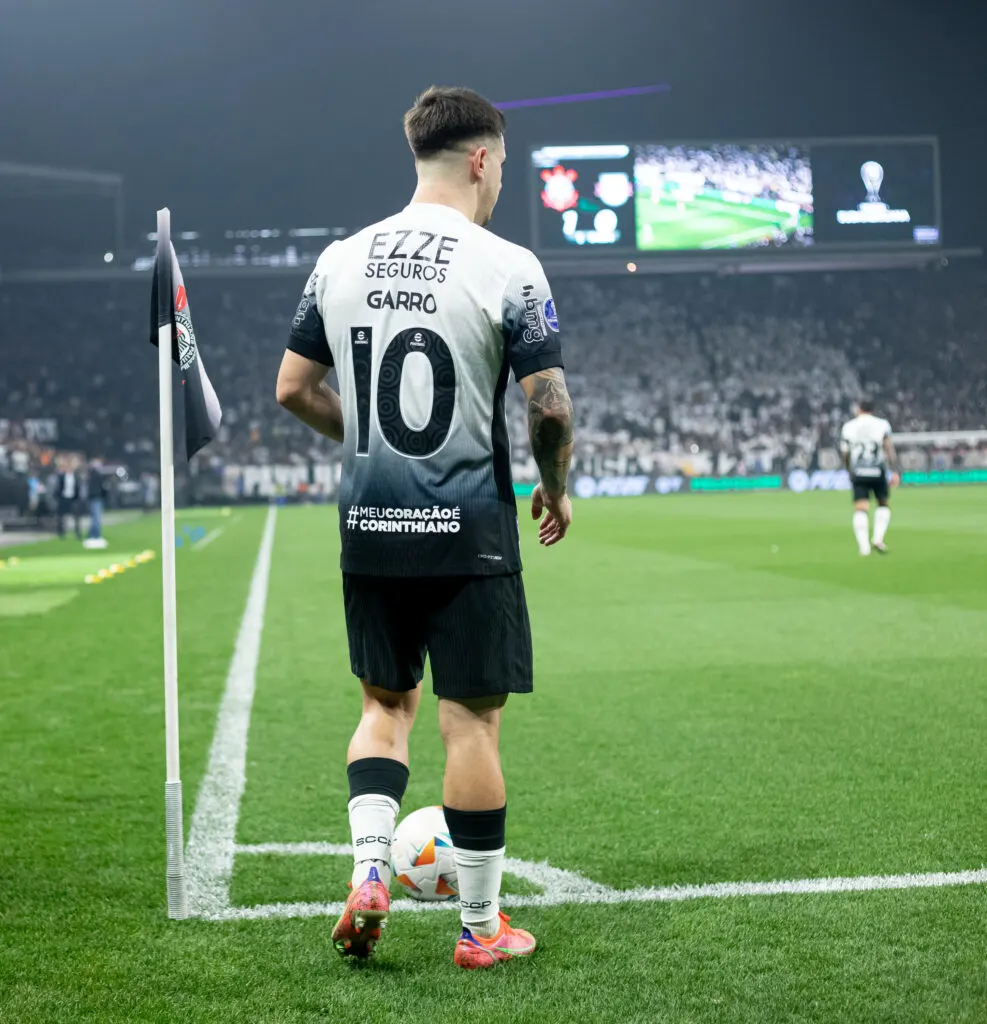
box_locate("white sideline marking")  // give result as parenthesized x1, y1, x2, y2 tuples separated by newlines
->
(183, 506, 277, 918)
(194, 527, 225, 550)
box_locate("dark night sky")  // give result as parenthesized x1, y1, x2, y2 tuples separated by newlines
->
(1, 0, 985, 249)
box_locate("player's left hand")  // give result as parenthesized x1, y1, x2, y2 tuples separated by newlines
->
(890, 472, 901, 488)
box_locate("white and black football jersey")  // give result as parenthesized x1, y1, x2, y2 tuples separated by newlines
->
(840, 414, 893, 478)
(287, 203, 564, 577)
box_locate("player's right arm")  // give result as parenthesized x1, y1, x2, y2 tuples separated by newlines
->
(276, 260, 345, 442)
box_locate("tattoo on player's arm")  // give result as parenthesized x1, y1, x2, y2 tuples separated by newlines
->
(526, 368, 574, 496)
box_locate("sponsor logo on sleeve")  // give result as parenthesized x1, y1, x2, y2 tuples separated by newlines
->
(543, 298, 559, 332)
(291, 298, 310, 329)
(520, 284, 546, 344)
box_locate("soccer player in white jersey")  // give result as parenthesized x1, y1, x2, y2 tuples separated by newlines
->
(840, 398, 899, 556)
(275, 86, 574, 968)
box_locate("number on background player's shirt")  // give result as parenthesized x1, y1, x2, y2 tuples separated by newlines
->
(286, 203, 564, 578)
(840, 414, 892, 478)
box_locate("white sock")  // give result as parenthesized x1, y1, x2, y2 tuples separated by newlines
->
(348, 793, 399, 888)
(455, 846, 505, 937)
(873, 506, 891, 545)
(853, 510, 870, 555)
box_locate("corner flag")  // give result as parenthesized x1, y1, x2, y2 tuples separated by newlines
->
(150, 211, 222, 459)
(150, 207, 222, 920)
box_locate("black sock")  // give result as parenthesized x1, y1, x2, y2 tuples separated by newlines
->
(347, 757, 409, 805)
(442, 805, 507, 852)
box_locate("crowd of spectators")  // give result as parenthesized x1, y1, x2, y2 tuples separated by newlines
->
(1, 260, 985, 498)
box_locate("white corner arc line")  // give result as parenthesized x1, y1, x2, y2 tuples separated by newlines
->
(215, 837, 987, 921)
(202, 866, 987, 922)
(602, 867, 987, 904)
(183, 506, 278, 918)
(193, 526, 225, 550)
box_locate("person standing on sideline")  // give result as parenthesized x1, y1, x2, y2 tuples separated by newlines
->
(84, 458, 109, 549)
(276, 86, 574, 969)
(56, 456, 83, 541)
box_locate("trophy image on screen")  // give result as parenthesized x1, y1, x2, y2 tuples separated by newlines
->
(836, 157, 909, 225)
(860, 161, 886, 207)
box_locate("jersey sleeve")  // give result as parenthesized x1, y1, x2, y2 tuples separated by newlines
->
(501, 254, 564, 381)
(287, 258, 333, 367)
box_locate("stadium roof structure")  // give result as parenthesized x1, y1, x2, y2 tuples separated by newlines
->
(0, 161, 125, 273)
(0, 161, 121, 196)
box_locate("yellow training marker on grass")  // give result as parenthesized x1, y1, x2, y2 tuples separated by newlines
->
(85, 574, 100, 585)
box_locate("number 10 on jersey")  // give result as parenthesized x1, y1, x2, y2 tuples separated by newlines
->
(350, 326, 457, 459)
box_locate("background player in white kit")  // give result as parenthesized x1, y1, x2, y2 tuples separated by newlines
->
(275, 87, 574, 968)
(840, 398, 899, 556)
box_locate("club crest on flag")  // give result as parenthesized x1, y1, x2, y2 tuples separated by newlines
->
(175, 310, 197, 372)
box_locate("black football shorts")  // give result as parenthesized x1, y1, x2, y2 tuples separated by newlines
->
(852, 474, 889, 503)
(342, 573, 533, 698)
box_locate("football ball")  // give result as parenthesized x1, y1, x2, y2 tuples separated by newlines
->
(391, 805, 458, 902)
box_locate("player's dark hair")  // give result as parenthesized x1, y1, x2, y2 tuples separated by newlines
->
(404, 86, 505, 159)
(858, 397, 875, 414)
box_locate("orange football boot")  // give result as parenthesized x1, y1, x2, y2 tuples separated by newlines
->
(331, 865, 390, 959)
(453, 912, 536, 969)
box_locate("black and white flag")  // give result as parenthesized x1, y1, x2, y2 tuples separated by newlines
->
(150, 214, 222, 459)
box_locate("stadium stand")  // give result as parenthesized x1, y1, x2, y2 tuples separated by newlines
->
(1, 261, 985, 504)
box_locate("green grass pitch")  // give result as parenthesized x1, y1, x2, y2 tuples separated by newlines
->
(635, 186, 813, 250)
(1, 490, 985, 1023)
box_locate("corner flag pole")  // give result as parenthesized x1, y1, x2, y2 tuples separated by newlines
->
(157, 206, 188, 919)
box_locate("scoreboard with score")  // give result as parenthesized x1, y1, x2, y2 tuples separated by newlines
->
(531, 137, 940, 254)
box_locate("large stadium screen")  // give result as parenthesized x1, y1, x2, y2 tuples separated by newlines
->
(530, 137, 939, 253)
(532, 142, 811, 252)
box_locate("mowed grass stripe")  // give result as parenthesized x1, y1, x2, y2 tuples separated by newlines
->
(2, 494, 986, 1023)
